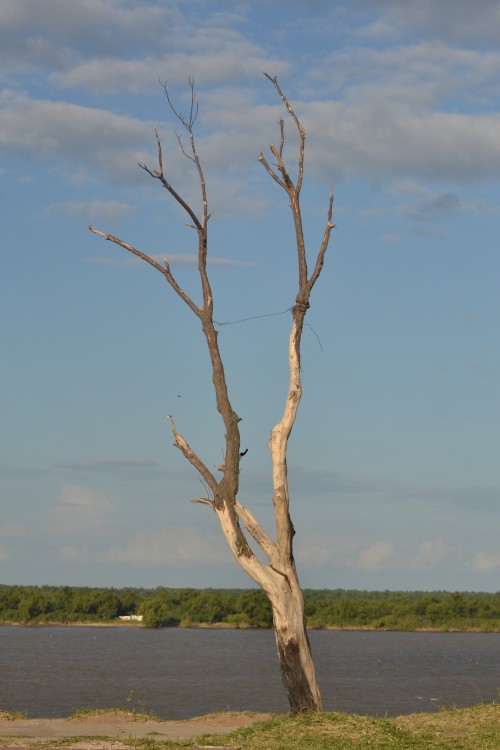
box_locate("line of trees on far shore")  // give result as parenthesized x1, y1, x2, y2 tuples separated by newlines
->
(0, 585, 499, 631)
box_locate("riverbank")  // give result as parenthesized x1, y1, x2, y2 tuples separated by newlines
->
(1, 705, 499, 750)
(1, 619, 498, 632)
(0, 709, 269, 743)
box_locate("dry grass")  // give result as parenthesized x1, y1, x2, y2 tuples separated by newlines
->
(190, 703, 500, 750)
(69, 708, 158, 722)
(394, 701, 500, 741)
(1, 704, 498, 749)
(0, 710, 26, 721)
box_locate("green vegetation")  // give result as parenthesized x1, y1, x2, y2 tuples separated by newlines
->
(0, 710, 26, 721)
(69, 707, 158, 722)
(1, 705, 498, 749)
(0, 584, 499, 631)
(189, 704, 500, 750)
(303, 588, 500, 632)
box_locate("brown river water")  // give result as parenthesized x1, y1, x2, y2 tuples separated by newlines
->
(1, 626, 498, 718)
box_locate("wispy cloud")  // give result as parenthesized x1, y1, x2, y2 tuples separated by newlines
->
(296, 534, 451, 575)
(84, 456, 158, 469)
(360, 0, 500, 46)
(408, 192, 463, 222)
(358, 539, 397, 572)
(85, 253, 250, 268)
(104, 527, 232, 566)
(0, 92, 152, 183)
(355, 537, 452, 574)
(411, 538, 449, 570)
(473, 551, 500, 572)
(288, 466, 500, 514)
(0, 523, 25, 537)
(44, 200, 137, 221)
(47, 484, 115, 535)
(60, 526, 233, 566)
(50, 47, 288, 95)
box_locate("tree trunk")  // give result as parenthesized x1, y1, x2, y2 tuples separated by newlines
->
(215, 500, 322, 712)
(266, 569, 322, 712)
(89, 75, 334, 716)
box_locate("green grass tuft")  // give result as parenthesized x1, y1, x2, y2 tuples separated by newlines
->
(185, 703, 499, 750)
(0, 710, 27, 721)
(68, 707, 159, 721)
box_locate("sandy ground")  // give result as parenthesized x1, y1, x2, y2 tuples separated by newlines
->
(0, 709, 271, 747)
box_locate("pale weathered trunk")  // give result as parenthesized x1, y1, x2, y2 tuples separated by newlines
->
(89, 75, 333, 716)
(268, 573, 322, 712)
(216, 502, 322, 711)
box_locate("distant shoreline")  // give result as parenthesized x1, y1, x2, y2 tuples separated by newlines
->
(0, 620, 494, 633)
(2, 586, 499, 632)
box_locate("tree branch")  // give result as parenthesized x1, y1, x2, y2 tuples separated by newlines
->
(260, 74, 334, 568)
(88, 226, 165, 275)
(263, 72, 305, 193)
(161, 255, 201, 315)
(261, 73, 308, 289)
(87, 225, 201, 317)
(167, 415, 218, 496)
(191, 497, 216, 510)
(309, 188, 335, 289)
(235, 501, 278, 564)
(257, 152, 287, 190)
(138, 161, 202, 232)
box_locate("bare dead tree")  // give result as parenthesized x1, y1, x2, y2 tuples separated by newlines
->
(89, 73, 334, 712)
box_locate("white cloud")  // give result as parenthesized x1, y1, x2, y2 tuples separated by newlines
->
(2, 82, 500, 201)
(48, 484, 115, 535)
(44, 200, 137, 221)
(0, 0, 172, 75)
(358, 539, 397, 571)
(86, 253, 249, 268)
(60, 544, 92, 563)
(411, 538, 449, 570)
(361, 0, 500, 46)
(295, 534, 358, 568)
(0, 93, 152, 183)
(303, 101, 500, 183)
(3, 2, 500, 190)
(0, 546, 9, 561)
(103, 527, 232, 566)
(317, 41, 500, 108)
(408, 192, 463, 222)
(0, 0, 287, 93)
(473, 551, 500, 572)
(296, 533, 452, 574)
(50, 46, 288, 95)
(0, 523, 25, 537)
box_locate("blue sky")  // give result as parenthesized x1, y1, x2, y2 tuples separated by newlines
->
(1, 0, 499, 592)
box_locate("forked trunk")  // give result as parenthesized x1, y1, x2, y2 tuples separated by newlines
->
(268, 572, 322, 712)
(90, 75, 334, 716)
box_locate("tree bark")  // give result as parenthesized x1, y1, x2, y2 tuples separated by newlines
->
(89, 74, 334, 714)
(269, 572, 322, 711)
(213, 499, 322, 710)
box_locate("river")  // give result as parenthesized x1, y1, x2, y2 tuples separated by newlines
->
(1, 626, 498, 718)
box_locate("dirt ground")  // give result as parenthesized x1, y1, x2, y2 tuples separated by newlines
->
(0, 709, 270, 747)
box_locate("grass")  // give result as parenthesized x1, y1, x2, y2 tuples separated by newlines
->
(131, 704, 500, 750)
(1, 704, 498, 749)
(186, 710, 261, 722)
(0, 710, 26, 721)
(69, 707, 159, 721)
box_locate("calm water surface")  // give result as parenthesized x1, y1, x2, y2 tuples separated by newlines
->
(1, 627, 498, 718)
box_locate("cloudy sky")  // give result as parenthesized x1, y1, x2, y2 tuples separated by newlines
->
(1, 0, 499, 592)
